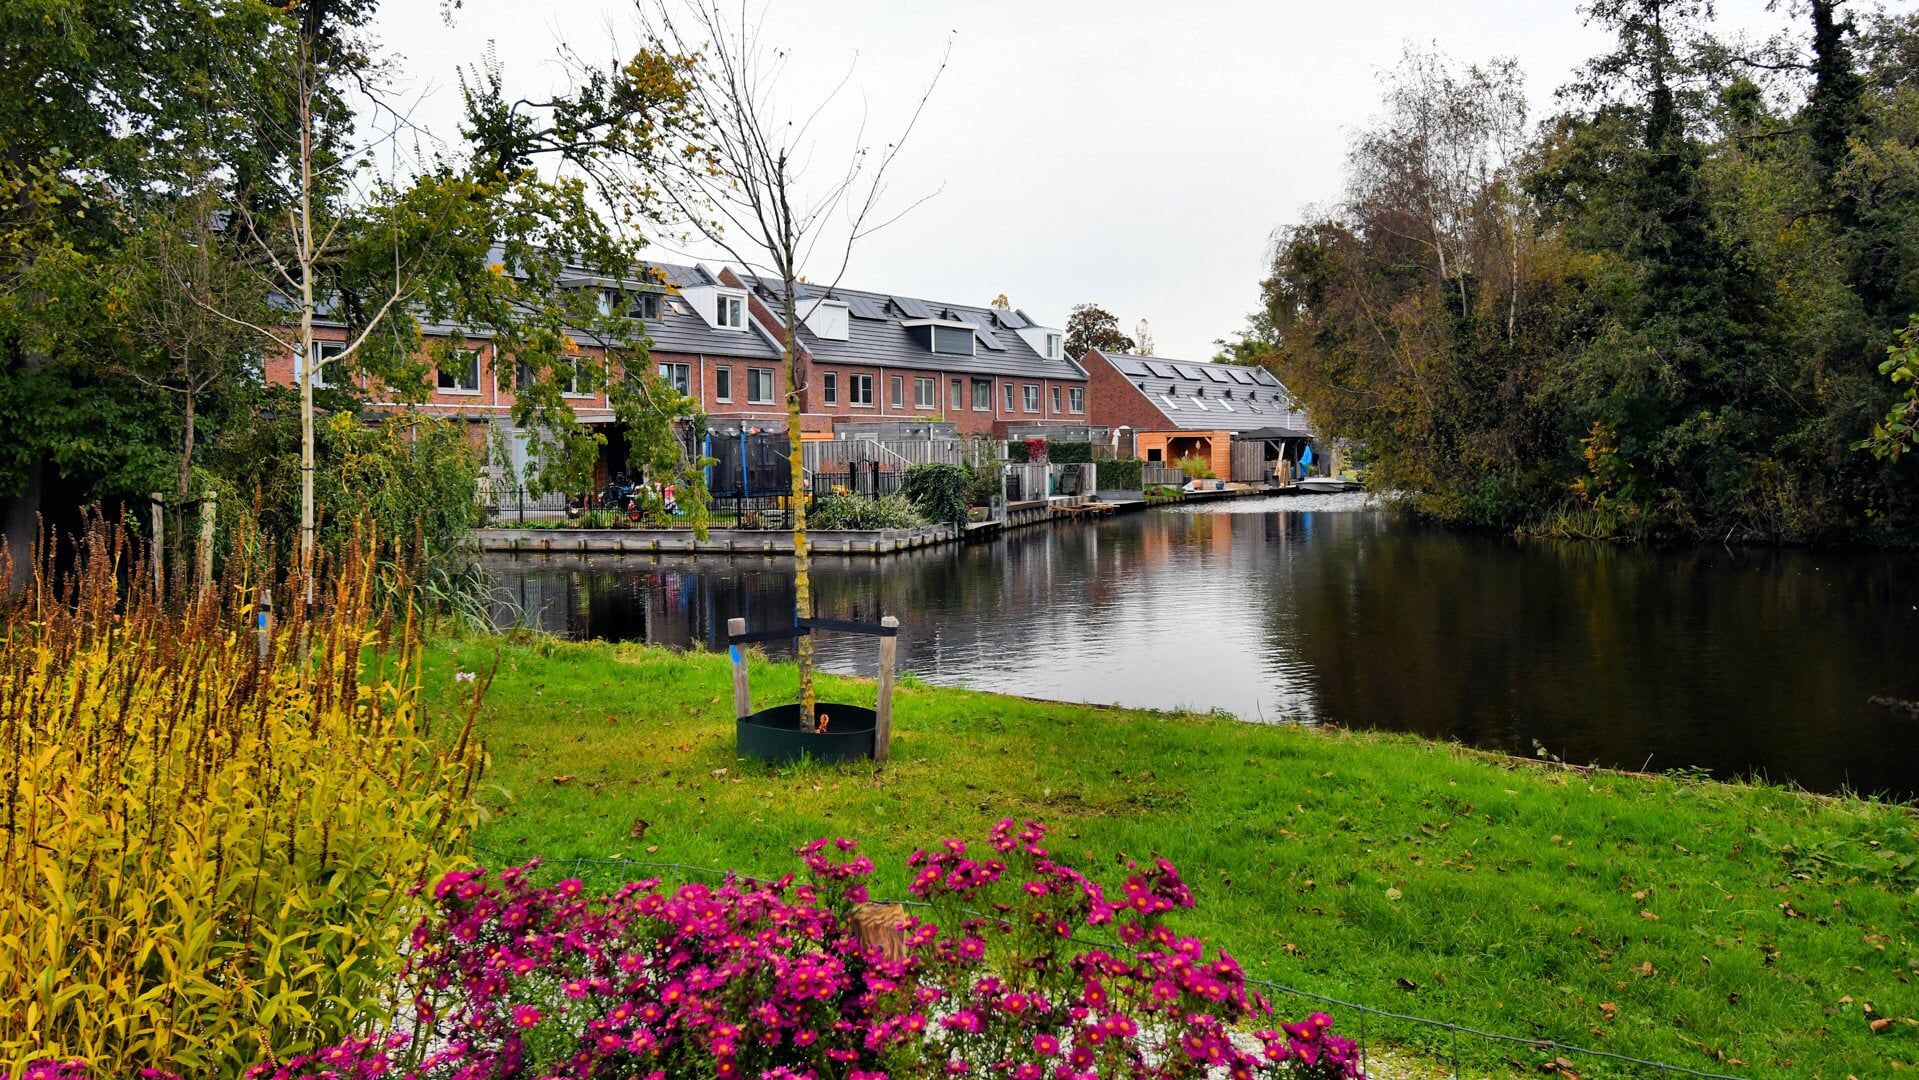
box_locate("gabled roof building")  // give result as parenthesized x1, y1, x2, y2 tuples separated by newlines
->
(1077, 348, 1313, 481)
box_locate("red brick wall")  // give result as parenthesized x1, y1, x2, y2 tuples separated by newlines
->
(1079, 349, 1172, 434)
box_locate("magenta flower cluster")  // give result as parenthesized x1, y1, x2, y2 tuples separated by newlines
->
(6, 822, 1361, 1080)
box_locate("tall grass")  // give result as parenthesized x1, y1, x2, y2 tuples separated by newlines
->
(0, 525, 486, 1077)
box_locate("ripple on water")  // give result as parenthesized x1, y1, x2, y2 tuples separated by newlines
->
(1165, 492, 1379, 514)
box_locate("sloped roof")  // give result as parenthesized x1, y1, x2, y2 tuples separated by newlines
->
(1095, 351, 1313, 434)
(747, 278, 1083, 381)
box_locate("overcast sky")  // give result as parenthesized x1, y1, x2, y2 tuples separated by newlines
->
(368, 0, 1791, 361)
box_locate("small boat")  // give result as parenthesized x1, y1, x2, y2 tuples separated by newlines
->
(1298, 477, 1359, 494)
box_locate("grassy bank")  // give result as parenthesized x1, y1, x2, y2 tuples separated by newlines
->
(425, 635, 1918, 1079)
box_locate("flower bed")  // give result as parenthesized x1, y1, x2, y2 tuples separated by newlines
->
(215, 821, 1362, 1080)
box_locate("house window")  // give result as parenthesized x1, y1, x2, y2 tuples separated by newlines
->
(658, 362, 691, 395)
(971, 378, 991, 411)
(1022, 384, 1040, 412)
(1069, 387, 1085, 413)
(1051, 386, 1062, 413)
(1003, 382, 1015, 411)
(715, 365, 733, 402)
(1046, 333, 1061, 359)
(628, 291, 663, 320)
(890, 375, 904, 408)
(951, 378, 964, 410)
(747, 367, 776, 404)
(915, 376, 936, 409)
(822, 371, 837, 405)
(299, 339, 343, 387)
(716, 294, 745, 329)
(437, 349, 481, 392)
(850, 373, 874, 406)
(930, 326, 973, 355)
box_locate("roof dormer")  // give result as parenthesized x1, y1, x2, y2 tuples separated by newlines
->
(902, 318, 975, 356)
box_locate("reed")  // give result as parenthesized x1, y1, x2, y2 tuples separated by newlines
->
(0, 524, 486, 1078)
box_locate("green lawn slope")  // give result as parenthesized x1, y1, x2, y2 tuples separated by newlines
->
(424, 636, 1918, 1079)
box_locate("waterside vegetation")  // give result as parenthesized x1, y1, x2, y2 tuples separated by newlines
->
(432, 634, 1919, 1079)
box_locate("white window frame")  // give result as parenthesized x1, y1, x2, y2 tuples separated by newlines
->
(299, 339, 343, 388)
(822, 371, 838, 405)
(1046, 333, 1061, 359)
(747, 367, 776, 405)
(1051, 386, 1062, 413)
(437, 348, 482, 394)
(890, 374, 905, 409)
(714, 365, 733, 403)
(1022, 384, 1040, 413)
(1003, 382, 1016, 412)
(972, 378, 992, 412)
(950, 377, 963, 410)
(915, 376, 937, 410)
(716, 292, 746, 330)
(850, 373, 874, 407)
(1069, 386, 1085, 414)
(658, 361, 692, 396)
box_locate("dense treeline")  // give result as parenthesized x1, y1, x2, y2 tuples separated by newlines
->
(0, 0, 705, 586)
(1235, 0, 1919, 543)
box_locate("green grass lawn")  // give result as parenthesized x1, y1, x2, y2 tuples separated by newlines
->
(424, 635, 1919, 1079)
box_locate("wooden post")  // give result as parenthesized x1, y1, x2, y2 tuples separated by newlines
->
(728, 617, 751, 720)
(149, 493, 164, 600)
(197, 496, 217, 597)
(875, 615, 898, 762)
(257, 587, 272, 664)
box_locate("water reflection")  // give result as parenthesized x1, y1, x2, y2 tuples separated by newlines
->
(486, 497, 1919, 798)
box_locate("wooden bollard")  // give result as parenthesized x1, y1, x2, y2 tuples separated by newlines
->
(149, 493, 164, 600)
(728, 617, 751, 720)
(875, 615, 898, 762)
(197, 496, 217, 597)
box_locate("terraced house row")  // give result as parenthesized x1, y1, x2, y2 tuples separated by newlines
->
(266, 258, 1310, 486)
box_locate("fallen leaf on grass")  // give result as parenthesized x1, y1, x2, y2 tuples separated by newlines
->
(645, 844, 659, 854)
(1396, 977, 1419, 991)
(1636, 961, 1654, 977)
(550, 775, 575, 784)
(630, 818, 650, 839)
(711, 767, 729, 777)
(1640, 910, 1660, 921)
(1385, 887, 1403, 901)
(1871, 1018, 1894, 1033)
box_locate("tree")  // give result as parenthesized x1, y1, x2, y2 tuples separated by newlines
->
(989, 293, 1012, 310)
(632, 0, 946, 728)
(1063, 304, 1135, 358)
(1134, 318, 1155, 357)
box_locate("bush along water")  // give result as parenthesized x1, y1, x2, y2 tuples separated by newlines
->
(231, 819, 1361, 1080)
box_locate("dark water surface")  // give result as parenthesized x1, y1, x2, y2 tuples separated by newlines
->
(486, 496, 1919, 798)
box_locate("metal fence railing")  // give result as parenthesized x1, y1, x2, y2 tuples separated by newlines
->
(470, 847, 1752, 1080)
(813, 467, 904, 499)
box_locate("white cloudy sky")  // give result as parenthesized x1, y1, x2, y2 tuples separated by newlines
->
(368, 0, 1790, 360)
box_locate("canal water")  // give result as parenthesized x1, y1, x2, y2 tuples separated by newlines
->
(485, 495, 1919, 798)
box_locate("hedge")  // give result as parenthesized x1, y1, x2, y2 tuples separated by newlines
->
(1096, 458, 1144, 490)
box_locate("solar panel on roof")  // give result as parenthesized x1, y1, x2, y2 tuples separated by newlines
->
(1226, 368, 1255, 385)
(1251, 369, 1280, 386)
(974, 328, 1007, 351)
(1174, 365, 1205, 380)
(1113, 358, 1150, 377)
(893, 296, 934, 319)
(996, 309, 1027, 329)
(1202, 367, 1231, 383)
(1146, 362, 1178, 379)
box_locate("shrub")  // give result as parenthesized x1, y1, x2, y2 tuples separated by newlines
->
(1047, 441, 1094, 464)
(1176, 454, 1216, 480)
(292, 820, 1363, 1079)
(1096, 458, 1144, 490)
(808, 492, 926, 531)
(963, 461, 1003, 507)
(0, 528, 485, 1078)
(901, 463, 970, 525)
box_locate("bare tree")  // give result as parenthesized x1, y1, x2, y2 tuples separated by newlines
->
(632, 0, 948, 727)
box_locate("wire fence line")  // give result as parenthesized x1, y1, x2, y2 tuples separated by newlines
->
(467, 847, 1750, 1080)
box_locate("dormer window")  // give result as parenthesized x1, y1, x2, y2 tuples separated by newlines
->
(931, 325, 974, 355)
(716, 293, 745, 330)
(628, 292, 663, 320)
(1045, 333, 1061, 359)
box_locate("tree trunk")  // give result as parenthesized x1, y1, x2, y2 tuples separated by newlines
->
(782, 284, 817, 728)
(297, 36, 317, 611)
(2, 457, 43, 593)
